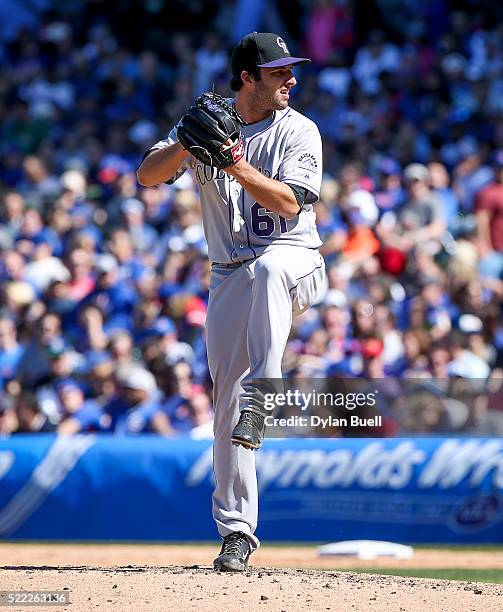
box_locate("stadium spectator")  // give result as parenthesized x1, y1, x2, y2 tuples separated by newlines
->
(102, 364, 167, 435)
(374, 304, 405, 372)
(378, 164, 446, 256)
(55, 378, 103, 435)
(108, 330, 136, 365)
(64, 248, 96, 303)
(475, 151, 503, 280)
(0, 191, 25, 248)
(16, 311, 62, 388)
(303, 0, 354, 65)
(352, 30, 401, 95)
(428, 342, 452, 383)
(152, 316, 195, 368)
(193, 32, 228, 96)
(0, 396, 17, 436)
(340, 189, 380, 266)
(397, 387, 453, 434)
(14, 392, 56, 433)
(373, 158, 405, 214)
(160, 362, 201, 434)
(120, 197, 159, 258)
(428, 161, 460, 233)
(24, 238, 70, 292)
(447, 330, 491, 379)
(76, 304, 109, 354)
(188, 388, 214, 439)
(453, 141, 493, 215)
(86, 354, 117, 405)
(399, 329, 430, 376)
(0, 314, 25, 385)
(351, 299, 377, 341)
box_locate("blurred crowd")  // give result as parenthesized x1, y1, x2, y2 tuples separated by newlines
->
(0, 1, 502, 437)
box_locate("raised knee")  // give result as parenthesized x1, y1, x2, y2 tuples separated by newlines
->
(254, 257, 286, 281)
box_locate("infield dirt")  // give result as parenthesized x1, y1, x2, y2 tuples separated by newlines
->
(1, 544, 502, 611)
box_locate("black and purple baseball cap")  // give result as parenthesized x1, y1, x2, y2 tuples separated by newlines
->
(231, 32, 311, 76)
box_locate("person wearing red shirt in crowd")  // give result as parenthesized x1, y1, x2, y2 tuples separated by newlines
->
(65, 248, 96, 302)
(303, 0, 354, 65)
(476, 151, 503, 280)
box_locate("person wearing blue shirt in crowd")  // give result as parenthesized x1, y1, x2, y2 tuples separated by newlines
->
(101, 363, 167, 434)
(428, 161, 460, 234)
(152, 316, 195, 368)
(55, 378, 103, 434)
(14, 208, 62, 259)
(373, 158, 405, 214)
(138, 184, 172, 234)
(120, 198, 159, 256)
(154, 188, 206, 266)
(86, 260, 138, 334)
(163, 362, 197, 433)
(108, 228, 149, 284)
(0, 314, 25, 385)
(149, 359, 199, 434)
(453, 141, 493, 215)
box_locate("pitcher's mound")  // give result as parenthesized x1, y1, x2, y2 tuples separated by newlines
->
(1, 565, 501, 611)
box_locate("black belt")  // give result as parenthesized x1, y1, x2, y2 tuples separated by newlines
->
(211, 261, 243, 269)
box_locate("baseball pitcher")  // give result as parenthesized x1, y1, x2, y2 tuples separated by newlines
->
(137, 31, 326, 572)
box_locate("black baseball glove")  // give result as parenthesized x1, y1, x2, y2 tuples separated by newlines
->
(176, 92, 245, 169)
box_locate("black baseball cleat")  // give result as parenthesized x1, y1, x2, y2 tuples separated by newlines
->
(213, 531, 251, 572)
(231, 410, 266, 450)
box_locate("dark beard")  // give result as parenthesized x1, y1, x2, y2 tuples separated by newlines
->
(252, 83, 283, 115)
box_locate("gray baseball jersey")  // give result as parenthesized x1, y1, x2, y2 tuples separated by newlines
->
(145, 103, 326, 552)
(148, 104, 323, 263)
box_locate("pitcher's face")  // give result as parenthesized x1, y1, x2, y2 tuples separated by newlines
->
(253, 65, 297, 112)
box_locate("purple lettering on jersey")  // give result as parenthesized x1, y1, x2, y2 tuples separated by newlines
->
(251, 203, 288, 237)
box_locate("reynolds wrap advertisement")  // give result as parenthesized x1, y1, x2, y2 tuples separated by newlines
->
(0, 435, 502, 542)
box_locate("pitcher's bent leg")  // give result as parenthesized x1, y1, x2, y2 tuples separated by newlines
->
(241, 248, 326, 408)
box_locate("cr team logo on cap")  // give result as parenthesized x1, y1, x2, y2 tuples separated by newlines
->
(276, 37, 289, 54)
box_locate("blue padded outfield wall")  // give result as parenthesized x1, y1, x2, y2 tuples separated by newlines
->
(0, 435, 502, 542)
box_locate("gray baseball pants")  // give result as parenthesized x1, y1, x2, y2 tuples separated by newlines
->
(206, 245, 326, 551)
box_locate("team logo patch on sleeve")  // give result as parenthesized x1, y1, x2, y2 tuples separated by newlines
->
(297, 153, 318, 173)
